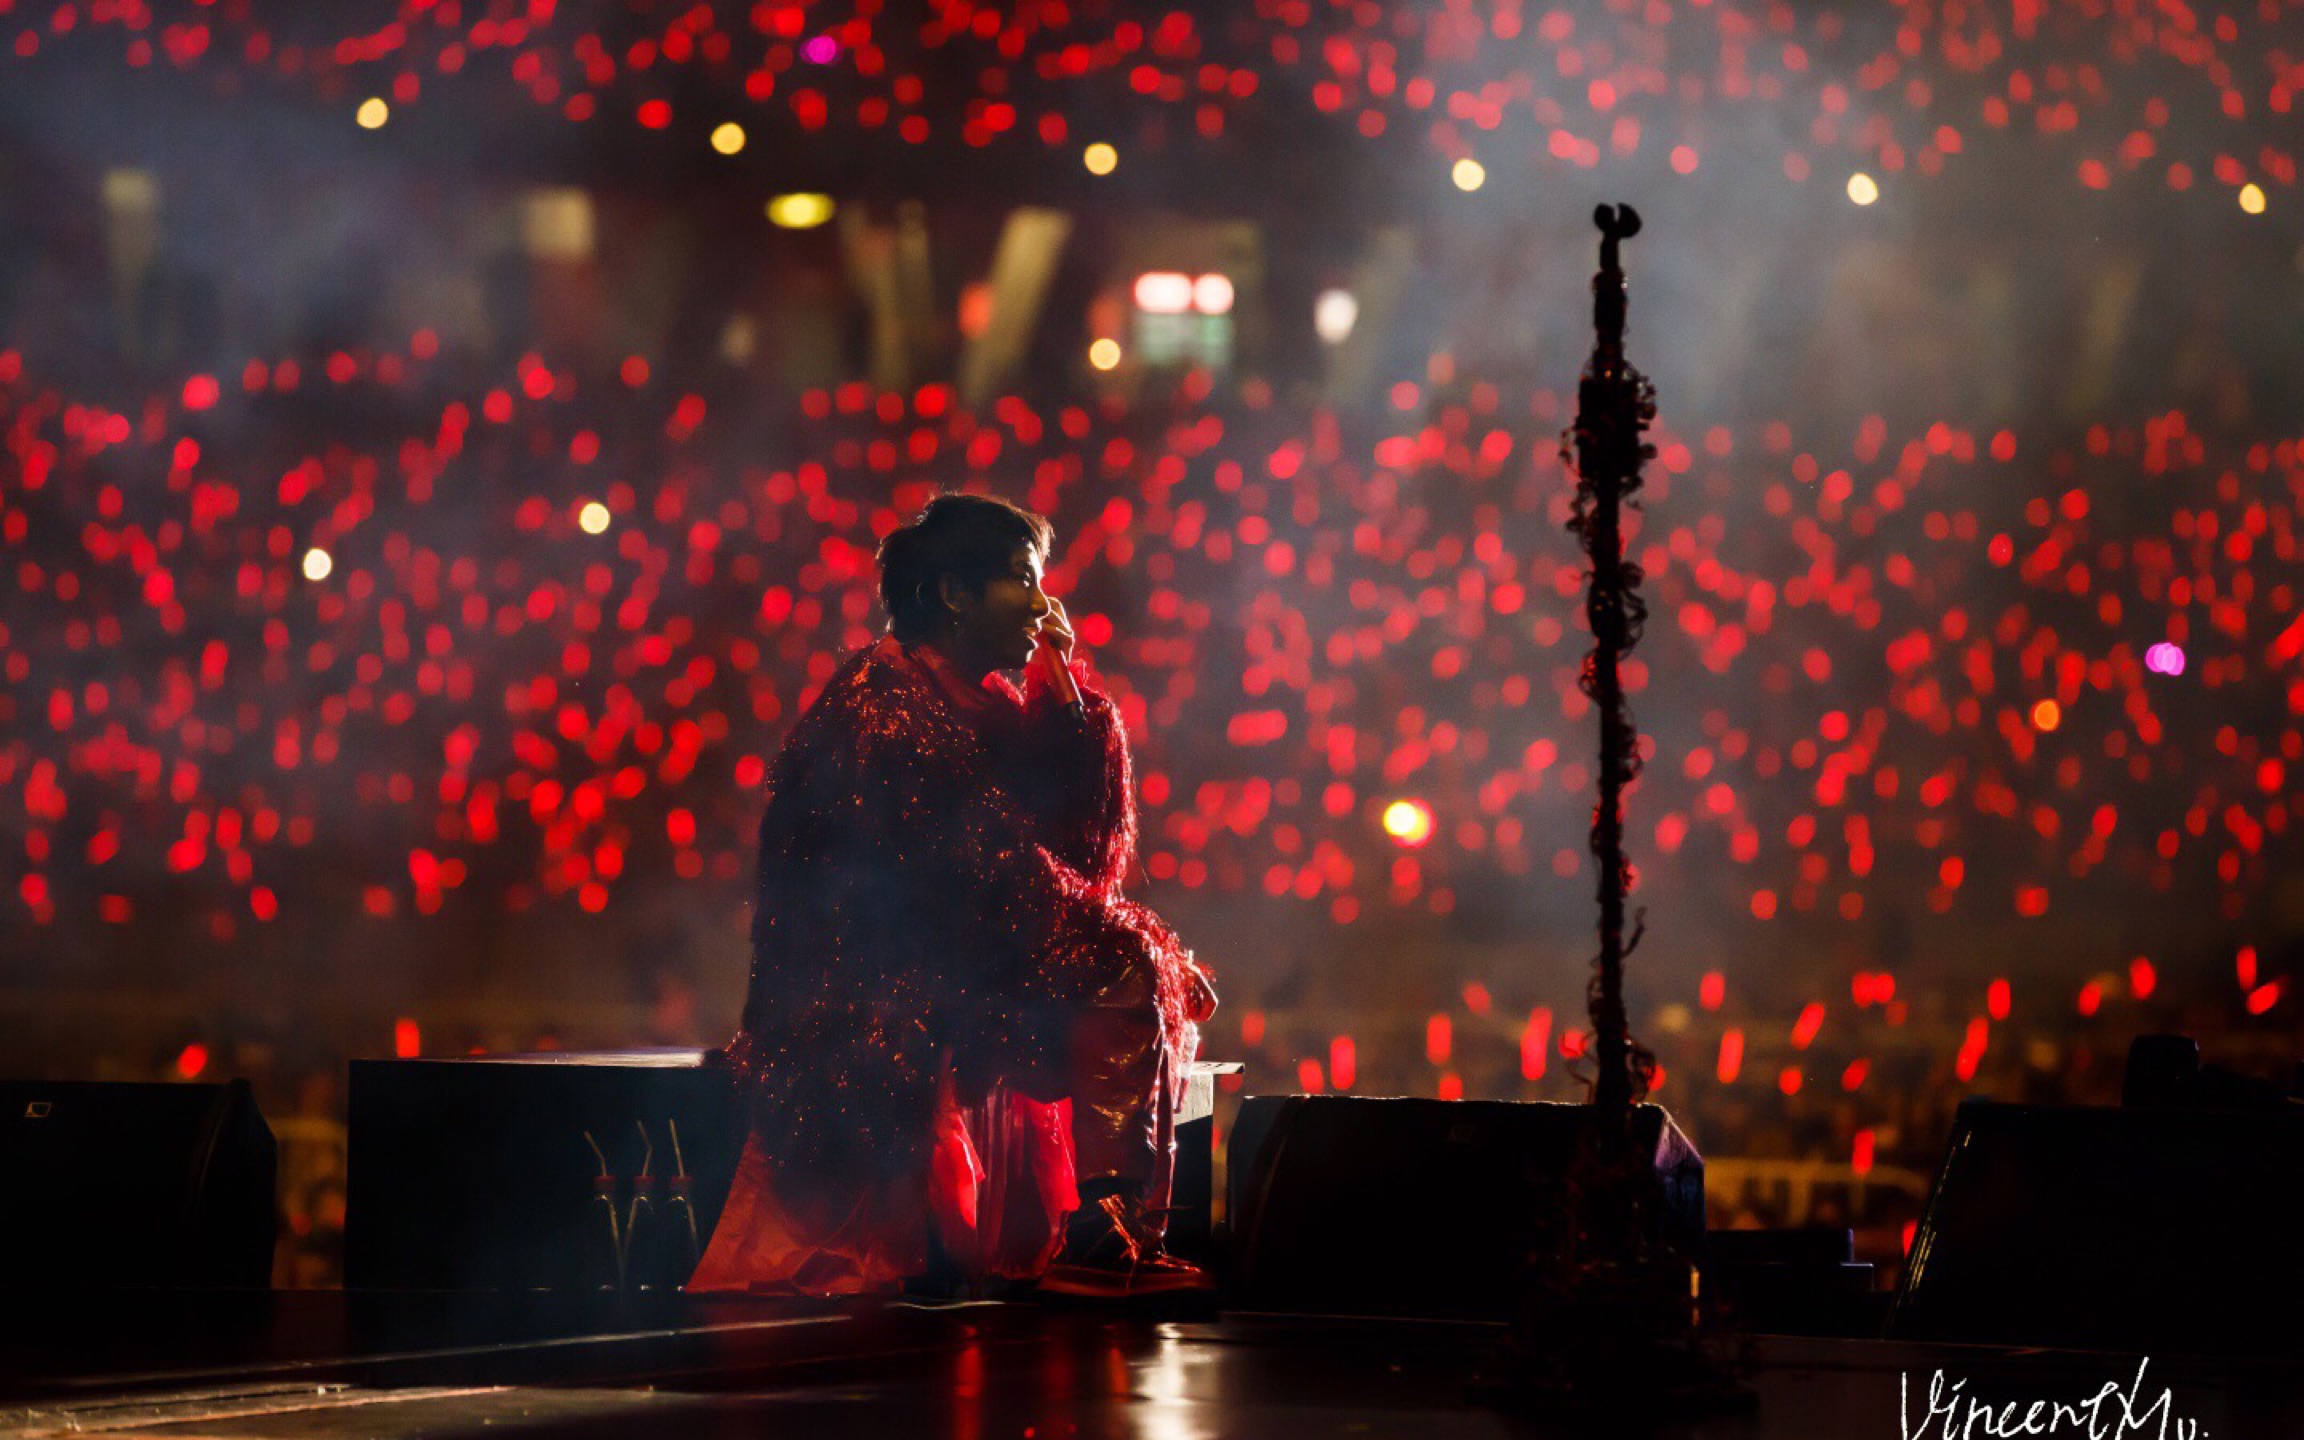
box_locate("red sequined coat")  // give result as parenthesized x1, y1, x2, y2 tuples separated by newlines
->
(692, 636, 1192, 1292)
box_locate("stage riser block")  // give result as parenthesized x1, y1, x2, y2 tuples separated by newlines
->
(1225, 1096, 1702, 1319)
(1890, 1099, 2304, 1354)
(0, 1079, 275, 1289)
(345, 1055, 741, 1292)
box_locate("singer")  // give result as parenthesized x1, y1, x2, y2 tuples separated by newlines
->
(690, 494, 1216, 1299)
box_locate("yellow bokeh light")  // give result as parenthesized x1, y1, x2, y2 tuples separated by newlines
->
(2031, 698, 2062, 732)
(355, 98, 390, 130)
(2238, 183, 2266, 215)
(301, 547, 333, 582)
(710, 122, 747, 155)
(578, 502, 612, 535)
(1451, 158, 1486, 192)
(765, 193, 836, 229)
(1382, 799, 1435, 847)
(1083, 142, 1118, 176)
(1847, 172, 1880, 205)
(1087, 338, 1123, 371)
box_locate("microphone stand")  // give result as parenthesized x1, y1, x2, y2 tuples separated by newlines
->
(1488, 206, 1748, 1420)
(1570, 203, 1658, 1118)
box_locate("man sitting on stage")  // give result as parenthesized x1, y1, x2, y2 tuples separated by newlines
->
(690, 493, 1215, 1299)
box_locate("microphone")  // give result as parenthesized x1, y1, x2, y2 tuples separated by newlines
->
(1037, 632, 1086, 716)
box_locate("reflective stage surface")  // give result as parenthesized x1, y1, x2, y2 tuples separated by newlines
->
(4, 1291, 2297, 1439)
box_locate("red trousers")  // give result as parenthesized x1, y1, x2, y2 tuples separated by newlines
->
(1069, 952, 1193, 1187)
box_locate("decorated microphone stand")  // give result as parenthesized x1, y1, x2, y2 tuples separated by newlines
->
(1572, 205, 1656, 1122)
(1494, 205, 1747, 1415)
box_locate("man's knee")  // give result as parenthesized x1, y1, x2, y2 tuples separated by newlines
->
(1085, 951, 1158, 1011)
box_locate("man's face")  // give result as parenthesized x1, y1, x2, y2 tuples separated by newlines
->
(942, 543, 1051, 676)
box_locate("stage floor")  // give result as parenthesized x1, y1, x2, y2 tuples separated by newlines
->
(4, 1290, 2296, 1439)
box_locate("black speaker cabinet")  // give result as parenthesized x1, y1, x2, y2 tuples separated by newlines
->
(1226, 1096, 1703, 1318)
(348, 1052, 1234, 1291)
(0, 1078, 276, 1289)
(1890, 1099, 2304, 1354)
(345, 1050, 743, 1291)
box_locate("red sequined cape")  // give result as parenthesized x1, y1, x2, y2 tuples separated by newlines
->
(690, 636, 1192, 1293)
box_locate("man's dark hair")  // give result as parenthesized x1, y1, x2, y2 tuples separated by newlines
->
(877, 493, 1053, 641)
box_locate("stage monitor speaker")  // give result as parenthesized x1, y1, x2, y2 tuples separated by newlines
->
(345, 1050, 744, 1291)
(347, 1053, 1236, 1291)
(0, 1078, 276, 1289)
(1889, 1099, 2304, 1354)
(1225, 1096, 1703, 1319)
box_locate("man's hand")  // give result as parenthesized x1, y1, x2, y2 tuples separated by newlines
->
(1037, 595, 1075, 662)
(1183, 955, 1217, 1024)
